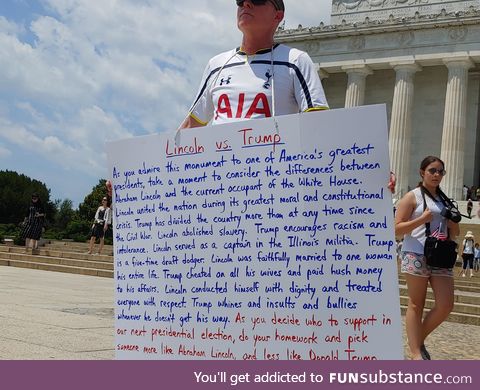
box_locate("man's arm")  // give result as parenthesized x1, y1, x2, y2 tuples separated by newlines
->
(294, 51, 329, 112)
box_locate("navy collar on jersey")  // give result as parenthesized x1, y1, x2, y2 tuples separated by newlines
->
(236, 43, 280, 56)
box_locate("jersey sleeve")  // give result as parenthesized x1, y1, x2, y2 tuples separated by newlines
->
(189, 60, 215, 125)
(293, 52, 329, 112)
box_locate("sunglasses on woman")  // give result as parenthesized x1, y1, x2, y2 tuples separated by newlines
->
(426, 168, 446, 176)
(236, 0, 281, 11)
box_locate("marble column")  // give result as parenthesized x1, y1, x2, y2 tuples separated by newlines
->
(440, 57, 473, 200)
(388, 62, 421, 200)
(318, 68, 330, 81)
(342, 65, 372, 107)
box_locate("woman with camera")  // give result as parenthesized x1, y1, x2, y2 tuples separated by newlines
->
(395, 156, 460, 360)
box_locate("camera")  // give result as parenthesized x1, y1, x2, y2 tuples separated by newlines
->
(441, 206, 462, 223)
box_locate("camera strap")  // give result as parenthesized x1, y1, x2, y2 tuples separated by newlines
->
(420, 187, 432, 237)
(420, 186, 448, 238)
(420, 185, 446, 205)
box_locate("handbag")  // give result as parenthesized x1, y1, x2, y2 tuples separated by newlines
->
(424, 236, 457, 268)
(420, 187, 457, 269)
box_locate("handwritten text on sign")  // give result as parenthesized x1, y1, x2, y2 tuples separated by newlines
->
(106, 105, 403, 360)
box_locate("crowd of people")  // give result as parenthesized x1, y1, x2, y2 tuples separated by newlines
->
(462, 184, 480, 201)
(20, 191, 112, 255)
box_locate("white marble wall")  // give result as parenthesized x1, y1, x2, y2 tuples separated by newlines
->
(331, 0, 479, 25)
(276, 15, 480, 198)
(321, 64, 479, 198)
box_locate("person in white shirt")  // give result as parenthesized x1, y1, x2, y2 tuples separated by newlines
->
(177, 0, 397, 193)
(87, 197, 111, 255)
(395, 156, 459, 360)
(460, 231, 475, 277)
(474, 243, 480, 272)
(179, 0, 328, 129)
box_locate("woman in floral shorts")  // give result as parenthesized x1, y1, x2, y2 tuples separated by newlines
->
(395, 156, 459, 360)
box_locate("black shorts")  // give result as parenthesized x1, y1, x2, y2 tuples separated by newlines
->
(91, 223, 105, 239)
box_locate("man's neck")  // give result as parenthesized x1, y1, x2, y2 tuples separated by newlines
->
(240, 34, 275, 55)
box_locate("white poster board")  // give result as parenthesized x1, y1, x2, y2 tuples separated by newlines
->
(107, 105, 403, 360)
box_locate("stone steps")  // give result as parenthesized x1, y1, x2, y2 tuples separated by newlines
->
(397, 268, 480, 325)
(0, 251, 113, 270)
(0, 258, 112, 278)
(399, 286, 480, 305)
(0, 242, 113, 278)
(398, 274, 480, 293)
(43, 240, 114, 255)
(0, 245, 113, 263)
(399, 305, 480, 326)
(399, 295, 480, 316)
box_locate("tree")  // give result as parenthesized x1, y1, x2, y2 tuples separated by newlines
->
(78, 179, 110, 222)
(74, 179, 112, 243)
(0, 170, 56, 224)
(54, 199, 75, 230)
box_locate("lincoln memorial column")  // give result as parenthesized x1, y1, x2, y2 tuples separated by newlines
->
(312, 62, 330, 81)
(440, 57, 473, 200)
(342, 65, 372, 107)
(388, 62, 421, 199)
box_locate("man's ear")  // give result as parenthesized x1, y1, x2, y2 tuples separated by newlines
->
(274, 10, 284, 24)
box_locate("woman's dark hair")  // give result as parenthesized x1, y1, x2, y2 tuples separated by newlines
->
(417, 155, 445, 188)
(30, 193, 43, 207)
(419, 155, 444, 171)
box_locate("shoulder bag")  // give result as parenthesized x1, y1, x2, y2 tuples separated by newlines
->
(421, 187, 458, 269)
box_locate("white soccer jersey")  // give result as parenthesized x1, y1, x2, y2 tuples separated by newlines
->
(189, 44, 329, 126)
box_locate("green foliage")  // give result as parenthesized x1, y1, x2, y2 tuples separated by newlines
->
(55, 199, 76, 230)
(73, 179, 112, 242)
(14, 234, 25, 246)
(0, 170, 56, 225)
(0, 223, 19, 237)
(78, 179, 110, 222)
(65, 219, 92, 240)
(0, 223, 25, 246)
(0, 173, 112, 242)
(0, 223, 22, 245)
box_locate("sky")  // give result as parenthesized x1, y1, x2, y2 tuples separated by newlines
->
(0, 0, 332, 208)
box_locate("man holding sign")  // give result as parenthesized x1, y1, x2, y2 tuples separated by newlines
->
(177, 0, 395, 190)
(179, 0, 329, 129)
(108, 0, 403, 361)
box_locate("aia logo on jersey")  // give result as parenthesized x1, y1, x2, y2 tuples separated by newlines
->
(214, 93, 271, 120)
(263, 70, 272, 89)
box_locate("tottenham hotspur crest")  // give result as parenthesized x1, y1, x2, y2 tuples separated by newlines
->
(263, 69, 272, 89)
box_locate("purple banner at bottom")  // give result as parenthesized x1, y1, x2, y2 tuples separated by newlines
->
(1, 361, 478, 389)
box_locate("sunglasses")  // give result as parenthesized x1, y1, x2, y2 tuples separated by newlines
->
(426, 168, 446, 176)
(236, 0, 280, 11)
